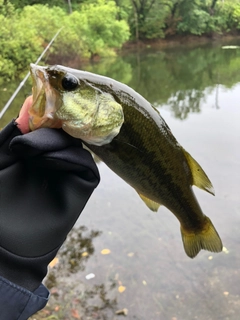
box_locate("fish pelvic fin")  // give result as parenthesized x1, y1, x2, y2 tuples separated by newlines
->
(137, 192, 160, 212)
(182, 148, 215, 196)
(180, 216, 223, 259)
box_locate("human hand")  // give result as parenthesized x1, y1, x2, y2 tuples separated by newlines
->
(0, 98, 100, 292)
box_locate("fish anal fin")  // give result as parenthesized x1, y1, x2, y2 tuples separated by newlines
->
(137, 193, 160, 212)
(182, 148, 215, 196)
(180, 216, 223, 258)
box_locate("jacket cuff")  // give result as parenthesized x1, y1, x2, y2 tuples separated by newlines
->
(0, 276, 49, 320)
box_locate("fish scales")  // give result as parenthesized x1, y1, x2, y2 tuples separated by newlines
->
(28, 64, 223, 258)
(85, 93, 203, 230)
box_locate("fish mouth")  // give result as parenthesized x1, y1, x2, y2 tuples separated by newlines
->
(29, 63, 62, 130)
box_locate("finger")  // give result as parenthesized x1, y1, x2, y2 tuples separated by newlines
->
(16, 95, 33, 134)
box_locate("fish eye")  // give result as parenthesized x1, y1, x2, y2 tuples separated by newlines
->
(62, 74, 79, 91)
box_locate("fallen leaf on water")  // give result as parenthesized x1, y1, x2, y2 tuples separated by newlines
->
(127, 252, 134, 257)
(101, 249, 111, 255)
(49, 257, 59, 268)
(81, 251, 88, 257)
(116, 308, 128, 316)
(71, 308, 80, 319)
(118, 285, 126, 293)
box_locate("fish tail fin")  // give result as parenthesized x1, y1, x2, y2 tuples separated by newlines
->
(180, 216, 223, 258)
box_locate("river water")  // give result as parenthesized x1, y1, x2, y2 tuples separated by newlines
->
(0, 42, 240, 320)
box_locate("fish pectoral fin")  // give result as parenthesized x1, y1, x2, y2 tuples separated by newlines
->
(182, 148, 215, 196)
(180, 216, 223, 258)
(137, 193, 160, 212)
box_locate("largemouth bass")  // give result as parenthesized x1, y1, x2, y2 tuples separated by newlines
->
(28, 64, 222, 258)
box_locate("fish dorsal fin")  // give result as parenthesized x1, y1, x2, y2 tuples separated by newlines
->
(137, 192, 160, 212)
(182, 148, 215, 196)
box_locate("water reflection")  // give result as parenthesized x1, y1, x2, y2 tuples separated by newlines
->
(87, 45, 240, 119)
(59, 226, 101, 273)
(34, 226, 119, 320)
(1, 43, 240, 126)
(161, 89, 204, 119)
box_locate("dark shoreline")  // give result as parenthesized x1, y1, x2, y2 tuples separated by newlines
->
(122, 34, 240, 51)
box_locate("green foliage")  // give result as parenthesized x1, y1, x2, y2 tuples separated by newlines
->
(125, 0, 240, 39)
(9, 0, 67, 10)
(127, 0, 169, 40)
(5, 0, 240, 43)
(19, 5, 66, 42)
(178, 9, 212, 35)
(0, 1, 129, 79)
(0, 3, 43, 79)
(137, 1, 168, 39)
(163, 0, 240, 36)
(211, 0, 240, 32)
(232, 2, 240, 29)
(52, 0, 130, 59)
(0, 0, 15, 15)
(75, 0, 130, 57)
(2, 0, 240, 81)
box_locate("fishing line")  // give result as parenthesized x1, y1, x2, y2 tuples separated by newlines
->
(0, 27, 63, 119)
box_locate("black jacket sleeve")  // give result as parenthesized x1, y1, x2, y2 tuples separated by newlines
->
(0, 121, 100, 319)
